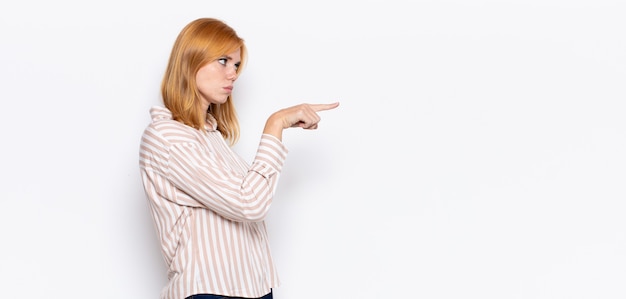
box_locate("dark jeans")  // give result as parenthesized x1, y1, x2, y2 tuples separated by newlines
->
(185, 290, 273, 299)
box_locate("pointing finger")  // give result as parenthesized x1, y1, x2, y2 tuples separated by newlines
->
(310, 102, 340, 112)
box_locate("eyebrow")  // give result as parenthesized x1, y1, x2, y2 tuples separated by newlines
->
(220, 55, 241, 63)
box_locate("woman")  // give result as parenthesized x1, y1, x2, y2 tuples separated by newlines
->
(139, 18, 338, 299)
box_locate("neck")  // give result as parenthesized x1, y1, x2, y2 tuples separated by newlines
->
(202, 102, 210, 114)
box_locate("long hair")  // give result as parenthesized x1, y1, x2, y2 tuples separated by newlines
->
(161, 18, 247, 145)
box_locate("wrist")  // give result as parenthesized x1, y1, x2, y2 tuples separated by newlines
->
(263, 116, 284, 141)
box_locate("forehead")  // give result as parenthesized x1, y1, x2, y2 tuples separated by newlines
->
(223, 48, 241, 60)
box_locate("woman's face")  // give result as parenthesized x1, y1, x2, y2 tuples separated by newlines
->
(196, 48, 241, 106)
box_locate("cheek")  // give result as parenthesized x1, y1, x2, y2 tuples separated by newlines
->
(196, 71, 215, 91)
(196, 65, 217, 82)
(196, 81, 213, 95)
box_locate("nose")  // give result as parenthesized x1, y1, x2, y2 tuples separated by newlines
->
(227, 67, 238, 81)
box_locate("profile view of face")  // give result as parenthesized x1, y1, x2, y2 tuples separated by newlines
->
(196, 48, 242, 106)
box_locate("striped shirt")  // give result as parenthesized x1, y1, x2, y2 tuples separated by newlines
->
(139, 106, 287, 299)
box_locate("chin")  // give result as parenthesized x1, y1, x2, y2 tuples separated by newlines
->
(210, 98, 228, 105)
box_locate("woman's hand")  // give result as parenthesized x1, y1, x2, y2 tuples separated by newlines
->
(263, 102, 340, 141)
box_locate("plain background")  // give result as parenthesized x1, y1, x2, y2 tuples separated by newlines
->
(1, 0, 624, 298)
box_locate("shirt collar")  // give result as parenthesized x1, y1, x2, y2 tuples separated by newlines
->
(149, 106, 217, 132)
(205, 112, 218, 131)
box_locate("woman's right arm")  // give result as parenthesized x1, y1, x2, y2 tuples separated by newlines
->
(263, 102, 340, 141)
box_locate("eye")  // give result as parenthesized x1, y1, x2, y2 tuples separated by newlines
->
(217, 58, 227, 65)
(234, 62, 241, 70)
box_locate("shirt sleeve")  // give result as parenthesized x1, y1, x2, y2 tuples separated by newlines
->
(167, 134, 288, 222)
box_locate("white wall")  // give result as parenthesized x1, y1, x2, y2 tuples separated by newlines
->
(1, 0, 625, 298)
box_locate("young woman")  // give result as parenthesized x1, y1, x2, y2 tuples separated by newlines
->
(138, 18, 338, 299)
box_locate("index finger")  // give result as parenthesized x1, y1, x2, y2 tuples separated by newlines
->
(310, 102, 340, 112)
